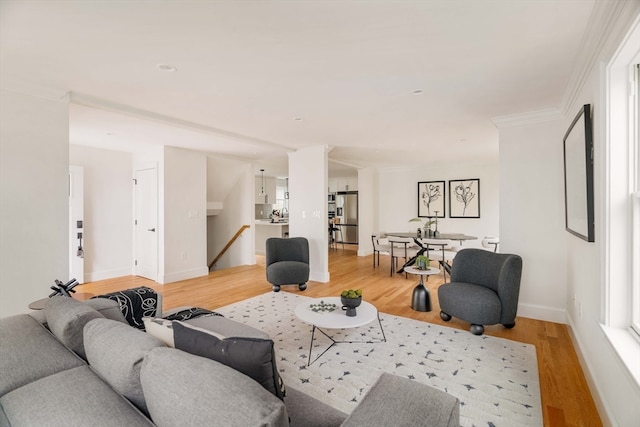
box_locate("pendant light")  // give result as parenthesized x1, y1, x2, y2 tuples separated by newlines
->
(259, 169, 265, 196)
(285, 177, 289, 199)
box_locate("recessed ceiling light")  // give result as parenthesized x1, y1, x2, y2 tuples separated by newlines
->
(156, 64, 177, 72)
(413, 90, 423, 95)
(294, 117, 303, 121)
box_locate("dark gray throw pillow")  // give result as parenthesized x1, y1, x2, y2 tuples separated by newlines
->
(172, 321, 285, 399)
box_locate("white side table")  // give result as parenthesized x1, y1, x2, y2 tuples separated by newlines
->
(404, 266, 440, 312)
(294, 297, 386, 365)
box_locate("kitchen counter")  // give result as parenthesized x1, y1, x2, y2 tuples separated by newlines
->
(255, 220, 289, 226)
(255, 221, 289, 255)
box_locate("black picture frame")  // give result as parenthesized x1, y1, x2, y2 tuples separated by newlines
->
(417, 181, 445, 218)
(563, 104, 595, 242)
(449, 179, 480, 218)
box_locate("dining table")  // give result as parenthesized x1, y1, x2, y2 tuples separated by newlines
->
(383, 232, 477, 275)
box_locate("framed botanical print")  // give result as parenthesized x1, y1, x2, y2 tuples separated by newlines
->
(449, 179, 480, 218)
(417, 181, 446, 218)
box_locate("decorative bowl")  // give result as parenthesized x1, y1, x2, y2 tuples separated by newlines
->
(340, 296, 362, 317)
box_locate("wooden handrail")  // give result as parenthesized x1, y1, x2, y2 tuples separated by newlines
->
(209, 224, 250, 271)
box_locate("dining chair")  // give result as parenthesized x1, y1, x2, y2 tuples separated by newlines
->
(371, 233, 391, 268)
(481, 236, 500, 252)
(328, 218, 344, 250)
(421, 238, 457, 281)
(388, 236, 420, 277)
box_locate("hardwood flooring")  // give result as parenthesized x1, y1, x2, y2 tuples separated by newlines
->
(77, 245, 601, 427)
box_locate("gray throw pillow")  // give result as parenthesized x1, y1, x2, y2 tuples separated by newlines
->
(172, 321, 286, 399)
(44, 296, 104, 360)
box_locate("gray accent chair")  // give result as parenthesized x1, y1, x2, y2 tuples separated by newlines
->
(266, 237, 310, 292)
(438, 248, 523, 335)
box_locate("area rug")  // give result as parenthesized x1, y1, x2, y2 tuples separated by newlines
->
(214, 292, 542, 427)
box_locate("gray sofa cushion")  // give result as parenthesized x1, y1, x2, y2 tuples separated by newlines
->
(85, 298, 129, 324)
(172, 321, 286, 399)
(284, 386, 347, 427)
(0, 366, 153, 427)
(341, 373, 460, 427)
(45, 296, 104, 359)
(84, 318, 164, 415)
(0, 314, 85, 396)
(140, 347, 289, 427)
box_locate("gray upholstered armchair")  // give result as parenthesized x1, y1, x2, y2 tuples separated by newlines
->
(265, 237, 310, 292)
(437, 248, 523, 335)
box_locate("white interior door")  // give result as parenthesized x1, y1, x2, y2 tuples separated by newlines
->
(135, 166, 158, 281)
(69, 166, 84, 283)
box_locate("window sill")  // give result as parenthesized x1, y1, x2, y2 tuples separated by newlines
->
(600, 324, 640, 388)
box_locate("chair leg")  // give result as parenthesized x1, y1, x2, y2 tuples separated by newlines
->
(470, 324, 484, 335)
(440, 311, 452, 321)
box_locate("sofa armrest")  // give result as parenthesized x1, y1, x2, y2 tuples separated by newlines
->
(341, 373, 459, 427)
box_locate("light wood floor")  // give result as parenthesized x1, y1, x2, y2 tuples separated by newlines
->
(77, 245, 601, 427)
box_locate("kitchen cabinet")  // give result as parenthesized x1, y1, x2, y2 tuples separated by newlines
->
(328, 177, 357, 192)
(255, 176, 277, 204)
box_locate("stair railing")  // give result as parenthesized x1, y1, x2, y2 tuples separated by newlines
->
(208, 224, 250, 271)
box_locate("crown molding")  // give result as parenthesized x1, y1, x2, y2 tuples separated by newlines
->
(0, 74, 69, 102)
(492, 108, 563, 129)
(561, 0, 640, 115)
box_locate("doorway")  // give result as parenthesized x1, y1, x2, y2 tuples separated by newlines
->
(69, 166, 84, 283)
(134, 166, 158, 281)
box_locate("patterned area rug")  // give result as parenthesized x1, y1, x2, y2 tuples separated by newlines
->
(215, 292, 542, 427)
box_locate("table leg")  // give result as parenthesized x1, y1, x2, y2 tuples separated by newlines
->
(411, 275, 432, 312)
(306, 319, 387, 366)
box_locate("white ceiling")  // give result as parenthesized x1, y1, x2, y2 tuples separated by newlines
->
(0, 0, 595, 177)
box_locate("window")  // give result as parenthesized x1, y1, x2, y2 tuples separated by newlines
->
(602, 17, 640, 387)
(632, 64, 640, 336)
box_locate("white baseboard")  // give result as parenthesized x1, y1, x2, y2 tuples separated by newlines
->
(84, 268, 133, 283)
(310, 270, 330, 283)
(158, 266, 209, 284)
(566, 315, 614, 427)
(517, 302, 567, 324)
(358, 248, 373, 257)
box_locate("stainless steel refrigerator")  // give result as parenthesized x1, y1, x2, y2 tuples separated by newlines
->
(335, 191, 358, 244)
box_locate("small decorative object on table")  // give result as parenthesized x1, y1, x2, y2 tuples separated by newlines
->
(409, 217, 436, 238)
(415, 255, 430, 270)
(309, 300, 337, 313)
(340, 289, 363, 317)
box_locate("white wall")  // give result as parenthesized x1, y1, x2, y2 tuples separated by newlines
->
(497, 116, 567, 323)
(161, 146, 208, 283)
(289, 146, 330, 282)
(561, 9, 640, 426)
(357, 167, 375, 256)
(207, 165, 254, 270)
(69, 145, 133, 282)
(375, 162, 499, 249)
(0, 88, 69, 317)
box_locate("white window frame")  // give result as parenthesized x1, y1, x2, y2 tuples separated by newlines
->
(632, 64, 640, 336)
(602, 17, 640, 386)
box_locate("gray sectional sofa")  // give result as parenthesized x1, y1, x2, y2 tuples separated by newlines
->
(0, 296, 460, 427)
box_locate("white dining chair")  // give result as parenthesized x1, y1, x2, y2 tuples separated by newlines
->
(371, 233, 391, 268)
(388, 236, 420, 277)
(481, 236, 500, 252)
(421, 238, 457, 280)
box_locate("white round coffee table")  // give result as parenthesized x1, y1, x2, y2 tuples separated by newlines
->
(295, 297, 386, 365)
(404, 266, 440, 312)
